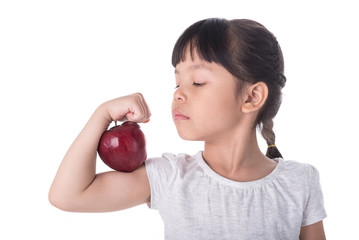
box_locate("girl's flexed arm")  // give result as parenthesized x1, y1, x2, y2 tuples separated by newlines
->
(49, 93, 151, 212)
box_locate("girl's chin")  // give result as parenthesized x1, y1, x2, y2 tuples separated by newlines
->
(174, 123, 208, 141)
(177, 131, 204, 141)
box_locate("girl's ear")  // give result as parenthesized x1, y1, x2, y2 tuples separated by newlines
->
(241, 82, 268, 113)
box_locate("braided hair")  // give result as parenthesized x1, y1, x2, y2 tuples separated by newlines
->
(172, 18, 286, 159)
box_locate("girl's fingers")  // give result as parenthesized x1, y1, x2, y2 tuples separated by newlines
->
(119, 93, 151, 123)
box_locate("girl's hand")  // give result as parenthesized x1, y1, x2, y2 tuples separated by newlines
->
(101, 93, 151, 124)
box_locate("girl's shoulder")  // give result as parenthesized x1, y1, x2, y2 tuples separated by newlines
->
(277, 158, 323, 194)
(280, 158, 321, 180)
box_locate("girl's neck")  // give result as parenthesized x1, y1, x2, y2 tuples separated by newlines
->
(202, 127, 277, 182)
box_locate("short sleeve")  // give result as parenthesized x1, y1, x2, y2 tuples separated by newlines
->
(145, 154, 178, 210)
(301, 164, 327, 226)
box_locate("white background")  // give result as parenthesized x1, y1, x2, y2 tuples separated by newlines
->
(1, 0, 358, 239)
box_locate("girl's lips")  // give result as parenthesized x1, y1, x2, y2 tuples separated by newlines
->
(172, 110, 190, 120)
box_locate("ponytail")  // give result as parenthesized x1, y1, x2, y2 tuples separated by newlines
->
(260, 118, 283, 159)
(266, 145, 283, 159)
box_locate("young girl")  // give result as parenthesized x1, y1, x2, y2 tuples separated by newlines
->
(49, 18, 327, 239)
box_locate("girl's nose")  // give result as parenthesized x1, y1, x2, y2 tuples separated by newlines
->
(173, 87, 186, 102)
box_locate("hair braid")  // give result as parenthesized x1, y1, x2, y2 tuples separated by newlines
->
(260, 118, 283, 159)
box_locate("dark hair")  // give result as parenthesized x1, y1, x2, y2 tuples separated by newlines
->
(172, 18, 286, 159)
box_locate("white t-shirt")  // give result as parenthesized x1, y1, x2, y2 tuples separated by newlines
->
(145, 151, 327, 240)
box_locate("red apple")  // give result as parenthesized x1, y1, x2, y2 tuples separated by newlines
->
(97, 121, 147, 172)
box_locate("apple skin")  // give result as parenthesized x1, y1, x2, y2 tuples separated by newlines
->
(97, 121, 147, 172)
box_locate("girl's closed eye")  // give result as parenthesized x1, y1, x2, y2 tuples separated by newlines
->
(174, 83, 204, 89)
(193, 82, 204, 87)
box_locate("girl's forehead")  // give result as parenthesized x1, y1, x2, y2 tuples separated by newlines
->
(174, 46, 235, 79)
(175, 59, 214, 75)
(175, 48, 215, 73)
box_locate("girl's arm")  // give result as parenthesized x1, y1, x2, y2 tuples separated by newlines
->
(299, 221, 326, 240)
(48, 93, 151, 212)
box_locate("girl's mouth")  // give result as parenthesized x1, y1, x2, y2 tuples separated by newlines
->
(172, 110, 190, 120)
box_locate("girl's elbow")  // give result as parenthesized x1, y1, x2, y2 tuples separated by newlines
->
(48, 189, 78, 212)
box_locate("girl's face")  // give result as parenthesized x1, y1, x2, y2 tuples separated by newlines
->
(172, 51, 245, 143)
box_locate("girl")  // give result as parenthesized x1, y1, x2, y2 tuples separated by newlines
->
(49, 18, 327, 239)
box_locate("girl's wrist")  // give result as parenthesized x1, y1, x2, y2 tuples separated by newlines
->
(93, 103, 112, 130)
